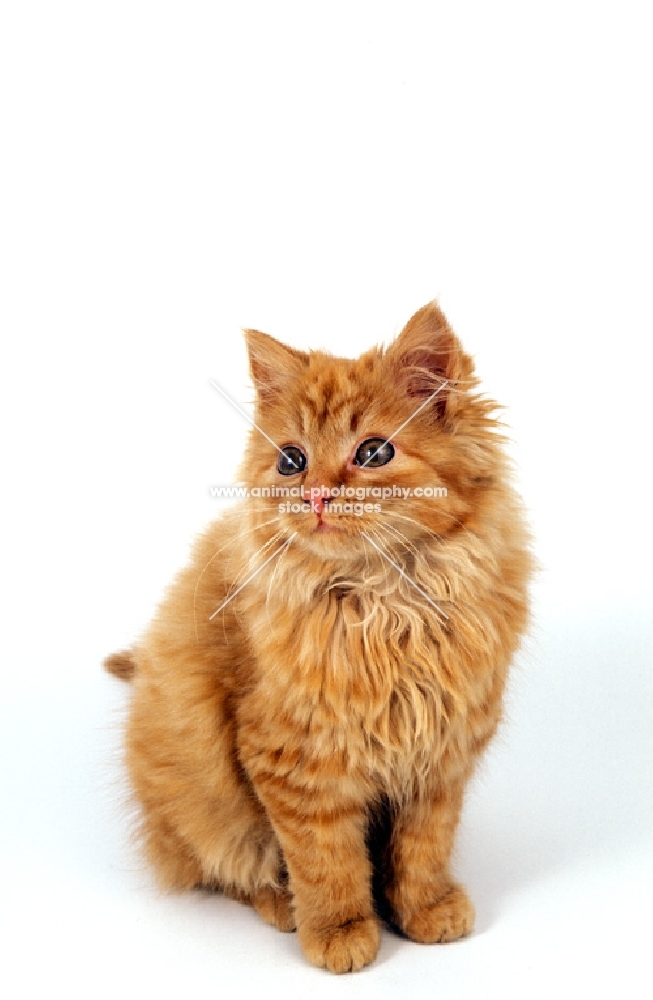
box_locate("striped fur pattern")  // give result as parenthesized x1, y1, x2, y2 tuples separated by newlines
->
(107, 302, 532, 972)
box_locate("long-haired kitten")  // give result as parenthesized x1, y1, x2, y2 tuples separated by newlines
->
(106, 301, 532, 973)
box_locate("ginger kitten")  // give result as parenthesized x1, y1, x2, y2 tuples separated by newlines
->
(105, 301, 532, 973)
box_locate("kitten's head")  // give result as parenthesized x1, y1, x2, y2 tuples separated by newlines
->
(239, 301, 502, 559)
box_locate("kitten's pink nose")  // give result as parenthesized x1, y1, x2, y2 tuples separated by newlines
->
(311, 495, 328, 516)
(305, 482, 331, 517)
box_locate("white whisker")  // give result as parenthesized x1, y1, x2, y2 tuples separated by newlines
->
(388, 511, 445, 545)
(209, 533, 297, 621)
(361, 531, 448, 620)
(193, 515, 281, 641)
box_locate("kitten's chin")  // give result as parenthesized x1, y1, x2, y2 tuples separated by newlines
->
(293, 520, 362, 557)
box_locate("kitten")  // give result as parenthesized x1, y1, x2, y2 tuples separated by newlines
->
(105, 301, 532, 973)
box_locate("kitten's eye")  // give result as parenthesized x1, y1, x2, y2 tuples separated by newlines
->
(277, 446, 307, 476)
(354, 438, 395, 468)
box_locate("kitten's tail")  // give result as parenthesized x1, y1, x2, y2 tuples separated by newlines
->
(104, 649, 136, 681)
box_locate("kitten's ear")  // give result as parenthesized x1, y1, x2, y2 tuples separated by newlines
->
(244, 329, 309, 401)
(385, 301, 474, 420)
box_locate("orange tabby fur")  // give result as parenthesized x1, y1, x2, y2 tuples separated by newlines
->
(106, 302, 532, 973)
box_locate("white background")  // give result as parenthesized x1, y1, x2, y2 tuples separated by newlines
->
(1, 2, 651, 997)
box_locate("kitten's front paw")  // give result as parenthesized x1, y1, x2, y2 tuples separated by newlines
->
(252, 885, 296, 932)
(300, 915, 380, 973)
(400, 884, 475, 944)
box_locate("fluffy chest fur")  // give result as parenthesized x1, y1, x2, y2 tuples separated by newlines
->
(237, 530, 515, 803)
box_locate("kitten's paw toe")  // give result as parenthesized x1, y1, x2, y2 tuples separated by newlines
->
(252, 885, 296, 932)
(402, 885, 475, 944)
(301, 915, 380, 973)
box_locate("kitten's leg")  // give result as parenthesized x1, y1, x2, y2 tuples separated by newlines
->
(138, 810, 295, 931)
(387, 777, 475, 943)
(245, 772, 380, 973)
(127, 667, 289, 907)
(138, 810, 205, 889)
(229, 884, 296, 933)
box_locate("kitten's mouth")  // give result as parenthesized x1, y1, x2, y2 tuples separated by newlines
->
(315, 518, 339, 533)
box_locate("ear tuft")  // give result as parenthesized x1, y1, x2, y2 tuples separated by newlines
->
(386, 301, 475, 419)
